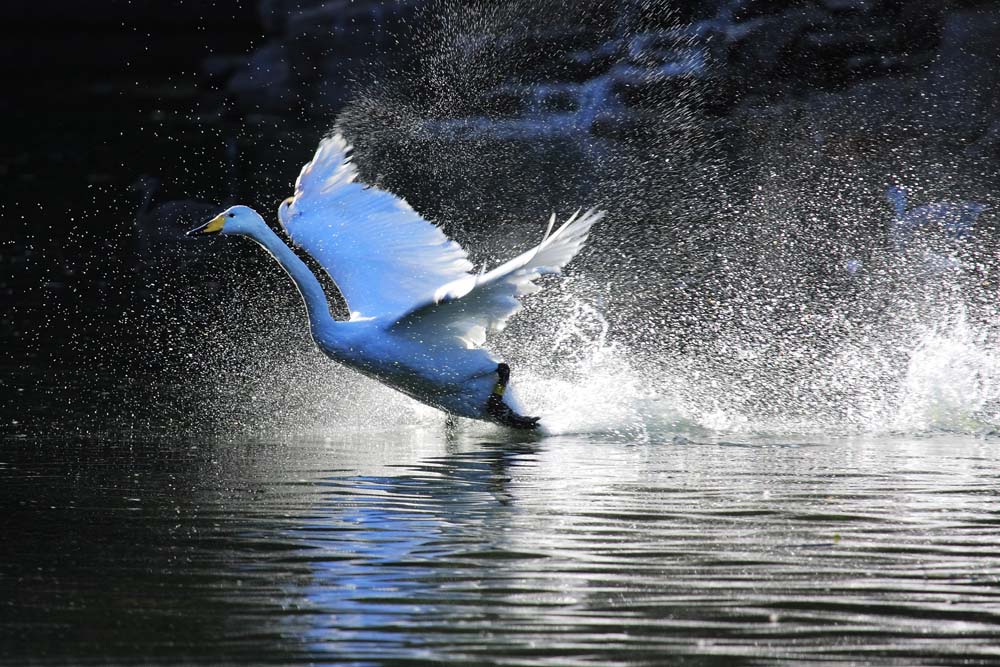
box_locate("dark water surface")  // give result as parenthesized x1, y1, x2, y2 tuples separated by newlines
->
(4, 431, 1000, 665)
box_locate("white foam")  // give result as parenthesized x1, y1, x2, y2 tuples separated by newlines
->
(891, 306, 1000, 433)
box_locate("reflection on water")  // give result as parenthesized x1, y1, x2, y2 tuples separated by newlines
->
(3, 431, 1000, 665)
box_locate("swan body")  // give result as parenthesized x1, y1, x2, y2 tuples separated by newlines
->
(189, 133, 603, 428)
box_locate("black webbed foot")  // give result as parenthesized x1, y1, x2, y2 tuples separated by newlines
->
(486, 363, 540, 430)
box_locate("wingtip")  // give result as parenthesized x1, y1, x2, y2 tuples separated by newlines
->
(543, 212, 556, 242)
(313, 133, 353, 167)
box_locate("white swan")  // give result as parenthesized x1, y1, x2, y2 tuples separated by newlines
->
(188, 133, 603, 429)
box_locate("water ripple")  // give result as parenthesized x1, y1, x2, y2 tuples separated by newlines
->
(3, 434, 1000, 665)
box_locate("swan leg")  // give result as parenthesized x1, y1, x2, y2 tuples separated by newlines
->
(486, 363, 540, 430)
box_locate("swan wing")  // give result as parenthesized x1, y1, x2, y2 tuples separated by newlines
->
(390, 208, 604, 348)
(280, 134, 474, 320)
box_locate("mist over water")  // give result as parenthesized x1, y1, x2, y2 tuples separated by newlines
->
(153, 0, 997, 440)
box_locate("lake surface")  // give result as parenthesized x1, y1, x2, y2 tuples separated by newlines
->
(4, 430, 1000, 665)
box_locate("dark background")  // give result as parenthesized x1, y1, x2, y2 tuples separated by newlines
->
(2, 0, 999, 437)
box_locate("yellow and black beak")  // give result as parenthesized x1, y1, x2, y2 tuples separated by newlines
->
(186, 214, 226, 237)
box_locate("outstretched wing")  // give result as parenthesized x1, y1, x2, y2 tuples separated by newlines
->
(390, 208, 604, 348)
(279, 134, 474, 320)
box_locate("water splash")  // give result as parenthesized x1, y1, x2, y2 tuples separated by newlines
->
(891, 306, 1000, 433)
(503, 275, 999, 438)
(511, 286, 664, 439)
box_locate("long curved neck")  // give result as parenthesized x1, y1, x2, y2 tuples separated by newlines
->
(243, 223, 340, 339)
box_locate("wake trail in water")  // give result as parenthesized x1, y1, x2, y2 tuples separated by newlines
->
(493, 265, 1000, 439)
(592, 304, 997, 438)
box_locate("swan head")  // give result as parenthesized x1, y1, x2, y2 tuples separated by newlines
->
(186, 205, 267, 238)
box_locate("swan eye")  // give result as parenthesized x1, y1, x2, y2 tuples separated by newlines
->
(228, 213, 235, 218)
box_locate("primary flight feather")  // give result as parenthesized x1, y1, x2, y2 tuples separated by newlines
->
(189, 133, 604, 429)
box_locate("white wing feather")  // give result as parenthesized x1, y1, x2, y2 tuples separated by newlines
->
(391, 208, 604, 348)
(279, 134, 474, 320)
